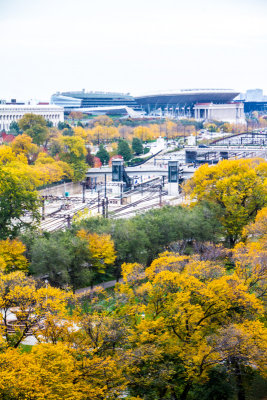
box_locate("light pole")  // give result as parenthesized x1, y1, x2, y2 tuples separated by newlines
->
(44, 279, 48, 303)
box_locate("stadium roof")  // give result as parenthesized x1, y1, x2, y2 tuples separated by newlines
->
(135, 89, 240, 105)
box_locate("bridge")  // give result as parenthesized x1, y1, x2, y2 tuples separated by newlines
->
(185, 145, 267, 164)
(86, 165, 196, 180)
(211, 132, 267, 147)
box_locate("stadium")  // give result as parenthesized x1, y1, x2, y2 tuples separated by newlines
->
(51, 89, 246, 123)
(135, 89, 239, 116)
(51, 90, 138, 110)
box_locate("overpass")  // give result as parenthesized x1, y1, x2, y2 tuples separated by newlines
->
(184, 145, 267, 164)
(86, 165, 196, 180)
(211, 132, 267, 147)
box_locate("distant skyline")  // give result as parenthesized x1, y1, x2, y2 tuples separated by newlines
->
(1, 0, 267, 101)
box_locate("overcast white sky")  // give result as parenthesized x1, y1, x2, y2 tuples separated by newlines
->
(0, 0, 267, 101)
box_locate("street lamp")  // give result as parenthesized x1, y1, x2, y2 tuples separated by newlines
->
(44, 279, 48, 303)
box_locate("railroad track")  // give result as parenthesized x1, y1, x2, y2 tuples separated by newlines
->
(40, 198, 99, 232)
(109, 191, 167, 218)
(39, 180, 167, 231)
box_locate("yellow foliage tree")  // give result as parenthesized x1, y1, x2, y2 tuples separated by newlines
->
(0, 239, 28, 273)
(0, 271, 71, 348)
(184, 158, 267, 245)
(77, 229, 116, 273)
(11, 133, 38, 159)
(116, 251, 266, 399)
(233, 207, 267, 298)
(0, 343, 84, 399)
(133, 126, 154, 141)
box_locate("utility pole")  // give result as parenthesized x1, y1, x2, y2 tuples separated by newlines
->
(105, 197, 109, 218)
(159, 185, 162, 207)
(66, 215, 71, 229)
(104, 173, 107, 198)
(97, 191, 101, 213)
(120, 183, 123, 205)
(102, 199, 105, 217)
(82, 182, 86, 203)
(42, 197, 45, 220)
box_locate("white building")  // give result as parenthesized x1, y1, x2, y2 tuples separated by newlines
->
(194, 102, 245, 124)
(0, 105, 64, 131)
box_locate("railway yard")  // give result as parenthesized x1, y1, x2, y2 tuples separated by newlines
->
(32, 137, 267, 232)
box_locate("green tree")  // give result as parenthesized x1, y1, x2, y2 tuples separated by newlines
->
(117, 140, 132, 161)
(132, 137, 143, 155)
(18, 113, 49, 145)
(59, 136, 87, 182)
(58, 121, 70, 130)
(9, 121, 20, 135)
(46, 120, 53, 128)
(0, 166, 40, 239)
(30, 235, 71, 288)
(96, 144, 110, 165)
(62, 127, 74, 136)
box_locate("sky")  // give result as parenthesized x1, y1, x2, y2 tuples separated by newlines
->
(0, 0, 267, 101)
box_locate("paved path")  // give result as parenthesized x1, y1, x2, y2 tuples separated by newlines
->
(75, 279, 123, 294)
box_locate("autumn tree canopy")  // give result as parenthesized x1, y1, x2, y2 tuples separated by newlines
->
(184, 158, 267, 245)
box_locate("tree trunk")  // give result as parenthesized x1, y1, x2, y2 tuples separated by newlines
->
(180, 382, 192, 400)
(235, 362, 246, 400)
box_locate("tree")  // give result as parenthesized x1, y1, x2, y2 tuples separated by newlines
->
(59, 136, 87, 182)
(62, 127, 74, 136)
(11, 133, 38, 162)
(46, 119, 53, 127)
(85, 147, 94, 167)
(9, 121, 20, 135)
(132, 137, 143, 155)
(233, 207, 267, 299)
(0, 270, 70, 348)
(0, 344, 83, 399)
(117, 252, 266, 400)
(184, 159, 267, 245)
(0, 145, 16, 164)
(69, 111, 83, 121)
(58, 121, 71, 130)
(220, 122, 232, 133)
(133, 126, 154, 141)
(204, 123, 218, 132)
(0, 165, 41, 239)
(18, 113, 49, 145)
(30, 235, 72, 288)
(117, 140, 132, 161)
(96, 144, 110, 165)
(93, 115, 113, 126)
(76, 230, 116, 286)
(0, 239, 28, 273)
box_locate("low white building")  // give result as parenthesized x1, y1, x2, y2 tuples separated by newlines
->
(0, 104, 64, 131)
(194, 102, 245, 124)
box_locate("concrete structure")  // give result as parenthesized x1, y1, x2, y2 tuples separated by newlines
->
(168, 161, 180, 196)
(194, 102, 245, 124)
(0, 105, 64, 131)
